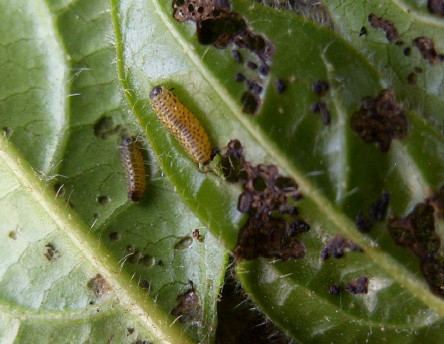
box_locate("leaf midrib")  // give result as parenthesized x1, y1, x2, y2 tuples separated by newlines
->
(149, 0, 444, 317)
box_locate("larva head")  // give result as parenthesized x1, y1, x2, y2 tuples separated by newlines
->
(150, 86, 164, 99)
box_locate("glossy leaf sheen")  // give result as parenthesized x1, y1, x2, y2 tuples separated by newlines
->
(0, 0, 227, 343)
(114, 0, 444, 342)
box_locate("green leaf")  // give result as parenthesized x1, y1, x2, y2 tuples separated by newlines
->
(321, 0, 444, 134)
(0, 0, 227, 343)
(113, 0, 444, 342)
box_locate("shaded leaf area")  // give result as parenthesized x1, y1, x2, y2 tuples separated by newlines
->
(0, 0, 67, 174)
(0, 0, 228, 343)
(114, 0, 444, 339)
(0, 144, 159, 344)
(321, 0, 444, 135)
(215, 264, 295, 344)
(237, 255, 444, 344)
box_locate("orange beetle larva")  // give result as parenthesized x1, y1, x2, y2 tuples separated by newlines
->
(119, 137, 147, 202)
(149, 86, 212, 164)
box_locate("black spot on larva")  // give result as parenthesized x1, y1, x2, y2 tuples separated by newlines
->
(370, 190, 389, 221)
(345, 276, 369, 294)
(223, 140, 309, 261)
(53, 183, 65, 197)
(428, 0, 444, 17)
(235, 73, 246, 82)
(312, 80, 329, 96)
(368, 13, 399, 42)
(328, 285, 341, 295)
(231, 49, 243, 63)
(320, 235, 362, 260)
(359, 27, 367, 36)
(8, 231, 17, 240)
(403, 47, 411, 56)
(413, 37, 444, 64)
(350, 89, 408, 152)
(171, 282, 203, 323)
(109, 231, 121, 241)
(355, 211, 372, 232)
(174, 236, 193, 250)
(97, 195, 111, 205)
(241, 91, 259, 114)
(88, 274, 111, 298)
(45, 243, 60, 261)
(93, 117, 120, 139)
(275, 78, 286, 94)
(258, 63, 269, 76)
(192, 229, 203, 242)
(246, 61, 258, 70)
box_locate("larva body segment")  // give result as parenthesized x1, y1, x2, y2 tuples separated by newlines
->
(149, 86, 212, 164)
(119, 137, 147, 202)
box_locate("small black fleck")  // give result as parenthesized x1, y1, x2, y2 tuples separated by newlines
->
(259, 63, 269, 76)
(403, 47, 411, 56)
(312, 80, 330, 96)
(329, 285, 341, 295)
(97, 195, 111, 205)
(246, 80, 263, 94)
(246, 61, 258, 70)
(109, 231, 121, 241)
(231, 50, 243, 63)
(235, 73, 246, 82)
(276, 79, 286, 94)
(359, 27, 367, 36)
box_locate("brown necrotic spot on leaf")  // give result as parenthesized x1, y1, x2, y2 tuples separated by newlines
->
(350, 89, 409, 152)
(45, 243, 60, 261)
(241, 91, 259, 114)
(88, 274, 111, 298)
(428, 0, 444, 17)
(345, 276, 369, 294)
(389, 190, 444, 297)
(171, 282, 203, 323)
(320, 235, 362, 260)
(413, 37, 444, 65)
(221, 140, 309, 260)
(368, 13, 399, 42)
(172, 0, 274, 114)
